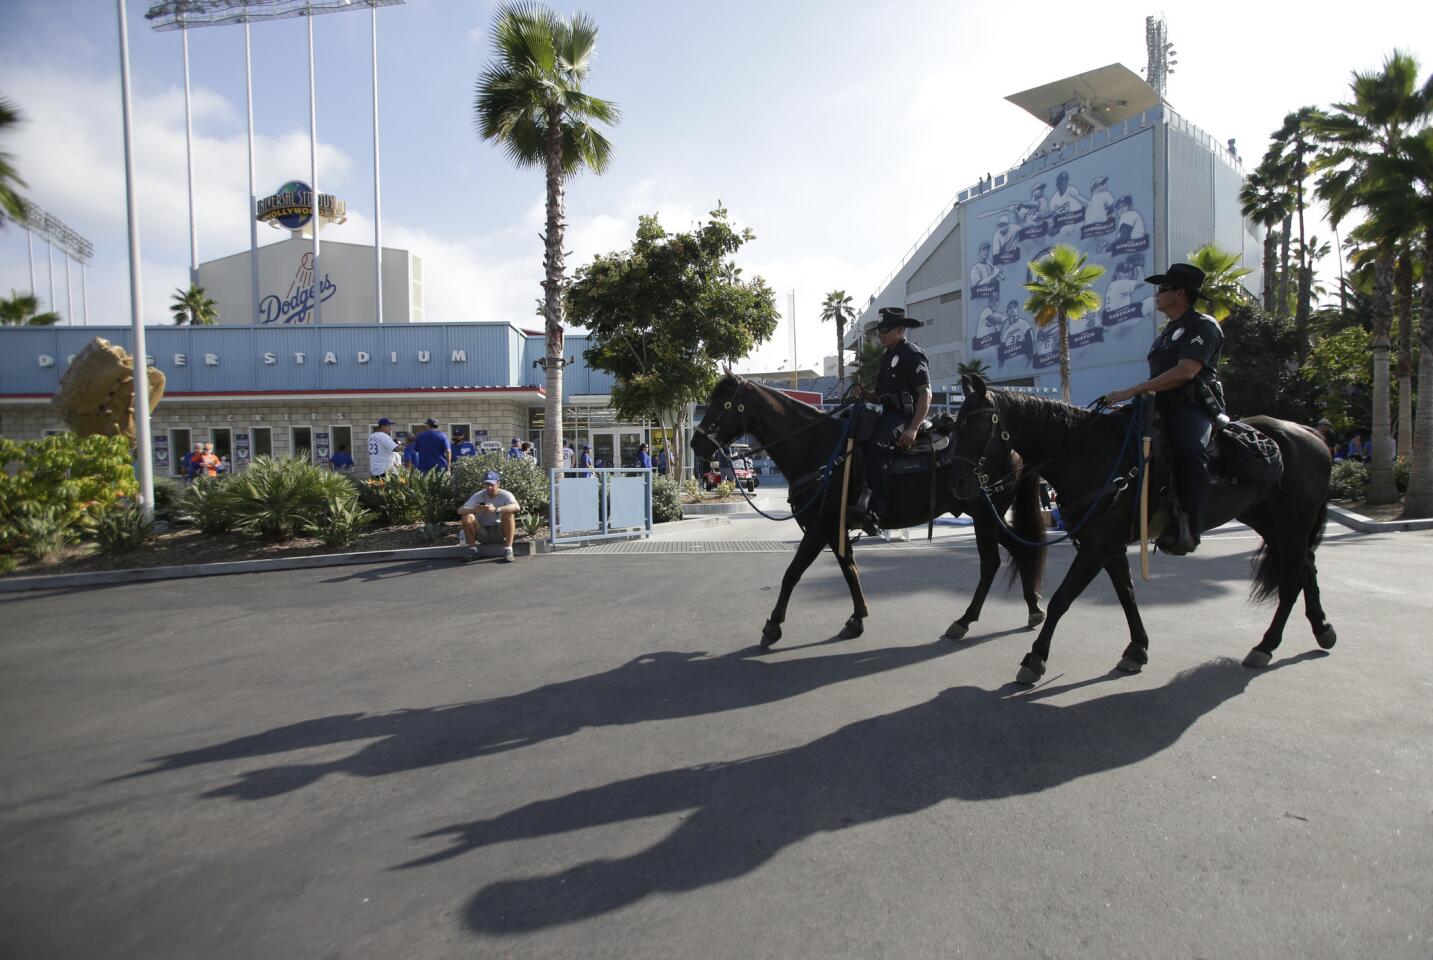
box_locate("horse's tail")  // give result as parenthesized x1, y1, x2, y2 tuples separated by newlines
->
(1005, 468, 1047, 594)
(1250, 494, 1327, 603)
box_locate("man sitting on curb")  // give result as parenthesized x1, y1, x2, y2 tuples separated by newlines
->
(458, 470, 520, 563)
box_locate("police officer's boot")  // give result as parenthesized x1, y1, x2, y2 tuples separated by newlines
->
(850, 488, 882, 537)
(1156, 501, 1198, 555)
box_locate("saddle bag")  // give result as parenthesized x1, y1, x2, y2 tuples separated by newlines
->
(1215, 421, 1283, 484)
(847, 401, 885, 445)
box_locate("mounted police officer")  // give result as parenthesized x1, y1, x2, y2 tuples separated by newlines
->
(1099, 262, 1225, 555)
(852, 306, 931, 535)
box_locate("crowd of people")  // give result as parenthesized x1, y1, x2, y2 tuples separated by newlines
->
(1313, 418, 1391, 463)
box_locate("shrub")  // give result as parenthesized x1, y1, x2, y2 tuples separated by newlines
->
(180, 476, 236, 535)
(357, 467, 424, 525)
(92, 498, 155, 554)
(1328, 459, 1368, 500)
(413, 467, 460, 524)
(1394, 456, 1409, 494)
(451, 453, 549, 517)
(715, 479, 736, 498)
(519, 510, 545, 538)
(151, 476, 180, 524)
(681, 477, 702, 500)
(226, 456, 356, 542)
(0, 433, 136, 563)
(653, 474, 683, 523)
(316, 496, 376, 548)
(13, 504, 79, 563)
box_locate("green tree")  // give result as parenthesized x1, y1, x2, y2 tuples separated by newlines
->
(0, 96, 26, 225)
(853, 337, 884, 394)
(1311, 49, 1430, 504)
(0, 290, 59, 326)
(1185, 243, 1254, 322)
(1301, 326, 1373, 432)
(1219, 304, 1316, 421)
(568, 208, 779, 479)
(956, 358, 991, 380)
(819, 290, 855, 397)
(1239, 159, 1293, 314)
(169, 284, 217, 326)
(474, 1, 619, 473)
(1022, 244, 1104, 403)
(1263, 107, 1323, 354)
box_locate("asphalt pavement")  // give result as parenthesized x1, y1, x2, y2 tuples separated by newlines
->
(1, 524, 1430, 959)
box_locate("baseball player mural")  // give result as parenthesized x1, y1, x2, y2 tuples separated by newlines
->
(964, 129, 1157, 379)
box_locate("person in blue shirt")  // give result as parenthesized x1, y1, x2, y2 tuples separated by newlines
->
(329, 444, 354, 471)
(413, 417, 453, 472)
(578, 444, 594, 477)
(654, 446, 668, 476)
(454, 437, 478, 458)
(636, 442, 653, 469)
(401, 431, 421, 469)
(507, 438, 523, 459)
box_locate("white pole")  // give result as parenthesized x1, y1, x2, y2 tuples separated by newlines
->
(370, 1, 383, 324)
(118, 0, 154, 516)
(245, 18, 261, 325)
(307, 4, 322, 324)
(788, 289, 798, 390)
(81, 261, 89, 325)
(46, 237, 55, 311)
(64, 253, 73, 323)
(26, 224, 36, 295)
(182, 25, 199, 288)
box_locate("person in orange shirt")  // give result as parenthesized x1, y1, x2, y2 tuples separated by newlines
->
(200, 442, 221, 477)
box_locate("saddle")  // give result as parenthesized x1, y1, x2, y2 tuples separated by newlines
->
(886, 412, 958, 476)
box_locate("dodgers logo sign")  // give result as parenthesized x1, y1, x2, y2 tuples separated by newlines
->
(259, 252, 337, 325)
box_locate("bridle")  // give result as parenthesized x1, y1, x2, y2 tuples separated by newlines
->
(693, 378, 853, 460)
(951, 400, 1016, 496)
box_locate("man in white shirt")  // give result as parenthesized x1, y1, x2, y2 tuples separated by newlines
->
(458, 470, 520, 562)
(367, 418, 400, 476)
(562, 442, 576, 469)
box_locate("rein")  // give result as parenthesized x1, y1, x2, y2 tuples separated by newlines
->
(967, 396, 1145, 548)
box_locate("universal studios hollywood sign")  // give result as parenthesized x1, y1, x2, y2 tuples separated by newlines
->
(256, 180, 346, 231)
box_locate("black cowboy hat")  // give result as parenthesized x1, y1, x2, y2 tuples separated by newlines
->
(1144, 262, 1208, 300)
(876, 306, 922, 332)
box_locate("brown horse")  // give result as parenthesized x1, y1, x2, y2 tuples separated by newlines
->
(691, 375, 1047, 648)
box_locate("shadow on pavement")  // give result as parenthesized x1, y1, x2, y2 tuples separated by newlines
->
(400, 652, 1323, 934)
(115, 640, 968, 798)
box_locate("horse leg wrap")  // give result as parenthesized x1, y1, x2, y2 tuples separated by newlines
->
(760, 620, 782, 649)
(838, 616, 864, 639)
(1016, 654, 1047, 685)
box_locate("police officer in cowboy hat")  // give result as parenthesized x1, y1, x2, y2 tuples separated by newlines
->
(1100, 262, 1225, 555)
(852, 306, 932, 535)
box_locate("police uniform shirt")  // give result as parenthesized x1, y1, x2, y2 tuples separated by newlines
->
(875, 339, 930, 411)
(1147, 307, 1223, 398)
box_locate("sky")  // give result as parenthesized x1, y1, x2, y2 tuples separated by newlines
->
(1, 0, 1431, 373)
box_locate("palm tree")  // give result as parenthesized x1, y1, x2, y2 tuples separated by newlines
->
(1264, 108, 1322, 354)
(0, 290, 59, 326)
(957, 358, 991, 380)
(1239, 160, 1292, 314)
(0, 96, 26, 225)
(170, 284, 218, 325)
(853, 337, 885, 394)
(1311, 49, 1430, 504)
(818, 290, 855, 396)
(474, 1, 619, 472)
(1185, 243, 1254, 321)
(1022, 244, 1105, 403)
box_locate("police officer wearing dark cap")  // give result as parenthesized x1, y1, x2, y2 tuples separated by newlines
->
(853, 306, 932, 534)
(1100, 262, 1225, 555)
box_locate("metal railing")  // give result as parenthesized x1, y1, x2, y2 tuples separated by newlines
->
(548, 467, 653, 546)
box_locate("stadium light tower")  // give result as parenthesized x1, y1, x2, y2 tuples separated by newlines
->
(4, 199, 95, 325)
(1145, 14, 1174, 100)
(146, 1, 405, 324)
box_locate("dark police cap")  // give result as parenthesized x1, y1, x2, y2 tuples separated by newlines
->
(1144, 262, 1208, 299)
(876, 306, 922, 332)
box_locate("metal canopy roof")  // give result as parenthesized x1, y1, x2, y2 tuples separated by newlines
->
(1005, 63, 1160, 128)
(146, 0, 403, 31)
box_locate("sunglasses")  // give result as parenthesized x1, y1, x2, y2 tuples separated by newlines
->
(1156, 284, 1179, 293)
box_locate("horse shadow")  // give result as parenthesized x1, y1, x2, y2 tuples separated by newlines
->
(115, 640, 967, 799)
(397, 652, 1324, 934)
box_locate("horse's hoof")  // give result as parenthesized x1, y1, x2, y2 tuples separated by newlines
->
(760, 621, 782, 649)
(943, 621, 970, 641)
(1015, 656, 1046, 686)
(1315, 625, 1337, 650)
(838, 617, 864, 640)
(1116, 657, 1144, 674)
(1243, 648, 1272, 668)
(1027, 610, 1046, 629)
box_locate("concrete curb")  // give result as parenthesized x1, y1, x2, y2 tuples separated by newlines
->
(1325, 503, 1433, 533)
(0, 540, 547, 595)
(680, 501, 756, 515)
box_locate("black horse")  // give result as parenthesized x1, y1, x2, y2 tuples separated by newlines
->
(949, 374, 1336, 684)
(691, 374, 1047, 648)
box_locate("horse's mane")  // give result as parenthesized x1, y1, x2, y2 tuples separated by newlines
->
(721, 374, 827, 421)
(994, 390, 1126, 458)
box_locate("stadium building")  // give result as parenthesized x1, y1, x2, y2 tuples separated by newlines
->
(854, 62, 1260, 405)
